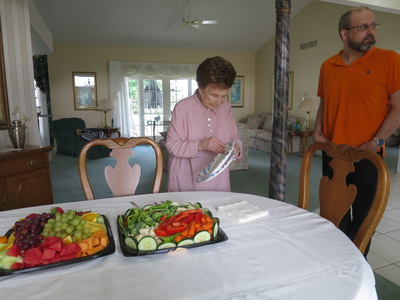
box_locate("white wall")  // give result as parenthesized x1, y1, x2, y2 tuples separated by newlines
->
(47, 44, 255, 127)
(255, 1, 400, 128)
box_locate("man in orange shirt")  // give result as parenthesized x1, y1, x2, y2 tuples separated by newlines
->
(314, 7, 400, 255)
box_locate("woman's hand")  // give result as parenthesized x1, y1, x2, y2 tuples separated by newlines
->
(234, 144, 241, 159)
(198, 136, 226, 153)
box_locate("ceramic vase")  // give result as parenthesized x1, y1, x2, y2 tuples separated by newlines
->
(8, 120, 27, 149)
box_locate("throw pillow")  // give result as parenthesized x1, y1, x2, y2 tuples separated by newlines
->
(246, 116, 262, 129)
(262, 115, 273, 131)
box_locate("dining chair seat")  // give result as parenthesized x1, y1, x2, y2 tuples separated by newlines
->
(298, 142, 390, 254)
(78, 137, 164, 200)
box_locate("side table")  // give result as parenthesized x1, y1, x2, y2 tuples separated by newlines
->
(288, 130, 313, 155)
(101, 127, 121, 138)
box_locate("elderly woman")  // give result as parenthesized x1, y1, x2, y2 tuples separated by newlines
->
(166, 56, 242, 192)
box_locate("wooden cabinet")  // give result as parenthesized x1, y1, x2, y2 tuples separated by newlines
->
(0, 146, 53, 210)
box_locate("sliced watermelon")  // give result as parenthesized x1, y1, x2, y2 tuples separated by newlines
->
(48, 240, 63, 252)
(42, 236, 62, 248)
(41, 248, 56, 260)
(59, 243, 81, 257)
(10, 262, 25, 270)
(6, 245, 21, 257)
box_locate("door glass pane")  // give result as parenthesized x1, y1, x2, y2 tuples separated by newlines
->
(128, 79, 139, 137)
(170, 79, 198, 113)
(143, 79, 163, 137)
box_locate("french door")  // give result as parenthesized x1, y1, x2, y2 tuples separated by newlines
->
(127, 78, 197, 138)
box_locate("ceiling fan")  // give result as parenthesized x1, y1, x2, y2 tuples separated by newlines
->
(175, 0, 218, 31)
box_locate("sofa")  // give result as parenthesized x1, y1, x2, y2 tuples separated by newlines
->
(238, 113, 305, 153)
(50, 118, 111, 159)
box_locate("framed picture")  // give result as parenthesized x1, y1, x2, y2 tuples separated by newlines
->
(73, 72, 98, 110)
(271, 71, 294, 110)
(229, 76, 244, 108)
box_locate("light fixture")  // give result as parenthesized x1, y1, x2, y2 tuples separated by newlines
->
(298, 93, 317, 131)
(97, 99, 113, 128)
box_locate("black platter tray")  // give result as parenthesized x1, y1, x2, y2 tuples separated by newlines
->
(0, 215, 115, 276)
(117, 216, 228, 256)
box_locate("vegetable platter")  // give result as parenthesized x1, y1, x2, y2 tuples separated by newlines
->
(117, 201, 228, 256)
(0, 207, 115, 276)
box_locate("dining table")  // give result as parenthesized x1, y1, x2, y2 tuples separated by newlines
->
(0, 191, 377, 300)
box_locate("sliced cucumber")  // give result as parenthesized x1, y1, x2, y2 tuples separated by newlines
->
(138, 236, 157, 251)
(212, 219, 219, 239)
(157, 242, 177, 250)
(194, 230, 211, 243)
(177, 238, 195, 246)
(202, 208, 213, 218)
(194, 202, 203, 209)
(170, 201, 180, 206)
(125, 236, 137, 250)
(142, 205, 153, 210)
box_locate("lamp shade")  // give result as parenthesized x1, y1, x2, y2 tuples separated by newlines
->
(97, 99, 113, 110)
(298, 93, 317, 111)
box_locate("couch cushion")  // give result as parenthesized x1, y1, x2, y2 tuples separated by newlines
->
(255, 130, 272, 142)
(246, 116, 262, 129)
(262, 115, 273, 130)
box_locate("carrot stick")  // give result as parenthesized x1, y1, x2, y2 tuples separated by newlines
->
(174, 235, 184, 243)
(188, 221, 196, 237)
(201, 222, 213, 230)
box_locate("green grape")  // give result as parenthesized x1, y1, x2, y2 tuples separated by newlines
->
(49, 230, 56, 236)
(74, 231, 82, 240)
(54, 226, 62, 233)
(71, 217, 80, 227)
(67, 213, 74, 221)
(47, 218, 56, 224)
(66, 225, 75, 234)
(75, 224, 83, 231)
(80, 219, 87, 225)
(44, 223, 53, 229)
(84, 227, 91, 235)
(55, 214, 61, 221)
(61, 223, 68, 230)
(67, 209, 75, 215)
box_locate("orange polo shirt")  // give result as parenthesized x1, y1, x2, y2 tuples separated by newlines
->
(317, 47, 400, 148)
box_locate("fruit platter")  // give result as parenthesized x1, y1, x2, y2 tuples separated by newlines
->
(0, 207, 115, 276)
(117, 201, 228, 256)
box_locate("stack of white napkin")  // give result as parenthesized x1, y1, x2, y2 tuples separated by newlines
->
(217, 201, 268, 223)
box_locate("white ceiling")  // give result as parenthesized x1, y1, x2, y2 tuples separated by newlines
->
(31, 0, 399, 53)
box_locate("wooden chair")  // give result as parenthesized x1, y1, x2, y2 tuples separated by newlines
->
(298, 142, 390, 254)
(78, 137, 164, 200)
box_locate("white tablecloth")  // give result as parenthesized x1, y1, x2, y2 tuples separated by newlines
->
(0, 192, 377, 300)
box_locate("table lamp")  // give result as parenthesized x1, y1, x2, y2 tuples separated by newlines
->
(97, 99, 113, 128)
(298, 93, 317, 131)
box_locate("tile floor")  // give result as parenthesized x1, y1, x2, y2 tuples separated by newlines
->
(368, 172, 400, 286)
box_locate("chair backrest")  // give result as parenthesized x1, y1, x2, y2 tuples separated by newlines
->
(78, 137, 164, 200)
(51, 118, 86, 133)
(298, 142, 390, 254)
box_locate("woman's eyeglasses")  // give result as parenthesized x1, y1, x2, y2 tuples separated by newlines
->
(345, 23, 380, 32)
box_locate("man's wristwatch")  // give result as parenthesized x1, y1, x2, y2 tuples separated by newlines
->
(373, 137, 385, 147)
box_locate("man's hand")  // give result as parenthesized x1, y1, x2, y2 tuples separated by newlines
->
(198, 136, 226, 153)
(313, 132, 329, 143)
(360, 140, 380, 152)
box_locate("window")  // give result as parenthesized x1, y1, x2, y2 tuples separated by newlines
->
(109, 61, 198, 137)
(127, 78, 197, 138)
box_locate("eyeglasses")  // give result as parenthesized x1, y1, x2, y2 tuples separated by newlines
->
(345, 23, 380, 32)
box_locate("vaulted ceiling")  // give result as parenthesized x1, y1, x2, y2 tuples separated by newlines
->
(32, 0, 400, 53)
